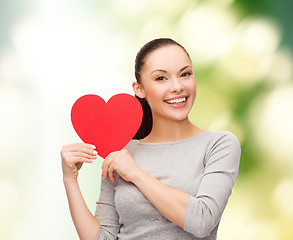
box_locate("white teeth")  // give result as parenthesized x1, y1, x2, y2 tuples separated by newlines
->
(165, 97, 187, 104)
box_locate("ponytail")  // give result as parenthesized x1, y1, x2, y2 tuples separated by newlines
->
(133, 96, 152, 140)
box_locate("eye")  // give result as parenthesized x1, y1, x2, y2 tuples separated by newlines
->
(180, 72, 192, 77)
(155, 76, 166, 81)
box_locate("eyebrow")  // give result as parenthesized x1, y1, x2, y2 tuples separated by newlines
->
(151, 65, 192, 74)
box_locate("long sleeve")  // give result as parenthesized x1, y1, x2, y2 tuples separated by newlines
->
(95, 175, 121, 240)
(183, 132, 241, 238)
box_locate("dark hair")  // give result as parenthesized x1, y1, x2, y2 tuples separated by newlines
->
(133, 38, 190, 140)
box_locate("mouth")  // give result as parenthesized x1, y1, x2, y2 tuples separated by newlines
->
(164, 96, 188, 105)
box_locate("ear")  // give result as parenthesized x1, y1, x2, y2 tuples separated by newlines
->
(132, 81, 146, 99)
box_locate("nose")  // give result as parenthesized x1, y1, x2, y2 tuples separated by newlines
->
(169, 78, 184, 93)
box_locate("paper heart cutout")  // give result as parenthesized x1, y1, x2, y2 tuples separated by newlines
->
(71, 94, 143, 158)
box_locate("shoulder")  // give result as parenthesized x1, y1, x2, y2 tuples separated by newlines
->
(203, 131, 241, 163)
(204, 131, 240, 148)
(123, 139, 140, 154)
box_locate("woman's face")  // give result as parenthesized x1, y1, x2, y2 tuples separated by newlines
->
(137, 45, 197, 122)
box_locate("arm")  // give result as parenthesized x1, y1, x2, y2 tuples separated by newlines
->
(134, 132, 241, 238)
(94, 176, 121, 239)
(103, 132, 241, 238)
(102, 149, 189, 228)
(183, 132, 241, 237)
(63, 178, 100, 240)
(132, 170, 189, 228)
(61, 143, 100, 240)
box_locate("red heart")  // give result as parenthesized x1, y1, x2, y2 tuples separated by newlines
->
(71, 94, 143, 158)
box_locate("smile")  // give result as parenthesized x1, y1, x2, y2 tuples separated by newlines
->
(164, 97, 187, 104)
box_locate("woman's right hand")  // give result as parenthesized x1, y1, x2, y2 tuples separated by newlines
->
(61, 143, 98, 181)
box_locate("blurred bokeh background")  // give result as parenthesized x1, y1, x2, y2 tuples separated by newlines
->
(1, 0, 292, 239)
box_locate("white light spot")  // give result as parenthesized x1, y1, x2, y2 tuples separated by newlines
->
(273, 178, 293, 217)
(218, 17, 280, 84)
(180, 4, 236, 65)
(251, 85, 293, 165)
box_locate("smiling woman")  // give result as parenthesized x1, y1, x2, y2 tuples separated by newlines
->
(133, 38, 198, 141)
(61, 38, 241, 240)
(133, 43, 199, 142)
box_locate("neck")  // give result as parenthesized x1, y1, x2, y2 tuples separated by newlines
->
(142, 116, 203, 143)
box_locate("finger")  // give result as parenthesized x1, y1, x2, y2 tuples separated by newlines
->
(102, 157, 112, 180)
(68, 144, 97, 155)
(84, 143, 96, 149)
(108, 165, 116, 183)
(109, 172, 116, 183)
(101, 151, 116, 169)
(74, 147, 98, 157)
(62, 143, 95, 151)
(72, 142, 96, 149)
(72, 151, 98, 160)
(63, 152, 97, 163)
(67, 157, 93, 166)
(102, 163, 109, 180)
(102, 154, 111, 170)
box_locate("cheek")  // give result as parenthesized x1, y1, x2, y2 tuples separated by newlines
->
(144, 85, 163, 100)
(143, 88, 166, 110)
(187, 79, 197, 96)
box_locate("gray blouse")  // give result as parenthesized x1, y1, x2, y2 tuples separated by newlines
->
(95, 131, 241, 239)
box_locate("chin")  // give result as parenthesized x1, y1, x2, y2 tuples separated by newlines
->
(170, 112, 190, 122)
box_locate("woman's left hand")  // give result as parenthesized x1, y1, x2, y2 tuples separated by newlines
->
(102, 149, 141, 183)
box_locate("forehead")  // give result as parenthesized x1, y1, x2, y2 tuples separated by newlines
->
(144, 45, 191, 71)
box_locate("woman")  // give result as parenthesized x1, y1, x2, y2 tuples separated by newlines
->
(61, 38, 241, 240)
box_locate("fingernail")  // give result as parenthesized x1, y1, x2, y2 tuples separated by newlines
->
(93, 150, 97, 155)
(91, 145, 96, 149)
